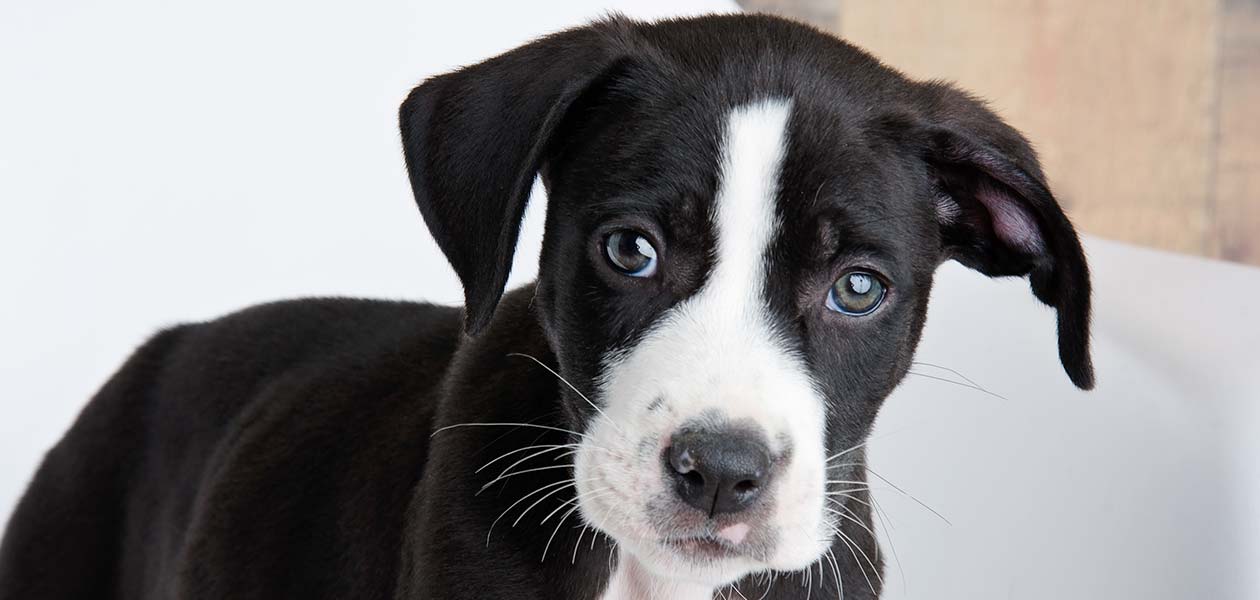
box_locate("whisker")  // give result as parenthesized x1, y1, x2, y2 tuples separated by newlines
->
(824, 439, 870, 463)
(492, 446, 578, 481)
(911, 360, 983, 388)
(433, 421, 588, 440)
(507, 352, 626, 436)
(869, 494, 907, 592)
(824, 503, 880, 547)
(832, 488, 906, 581)
(865, 467, 952, 526)
(478, 443, 574, 475)
(541, 487, 610, 563)
(487, 479, 575, 545)
(754, 572, 774, 600)
(906, 370, 1008, 401)
(825, 488, 874, 496)
(571, 520, 590, 565)
(826, 547, 844, 600)
(541, 501, 584, 562)
(512, 479, 582, 528)
(818, 555, 826, 590)
(537, 496, 580, 528)
(804, 552, 813, 600)
(478, 464, 574, 494)
(829, 491, 872, 509)
(825, 462, 864, 470)
(540, 487, 606, 527)
(606, 539, 617, 581)
(836, 532, 878, 597)
(827, 522, 881, 595)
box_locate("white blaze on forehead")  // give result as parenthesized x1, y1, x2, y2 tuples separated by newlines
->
(711, 98, 793, 310)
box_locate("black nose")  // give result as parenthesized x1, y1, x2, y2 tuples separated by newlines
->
(666, 429, 772, 516)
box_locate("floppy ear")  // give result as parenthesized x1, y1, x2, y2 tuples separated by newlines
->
(399, 19, 633, 333)
(917, 84, 1095, 390)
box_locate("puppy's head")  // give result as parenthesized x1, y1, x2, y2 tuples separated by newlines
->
(401, 14, 1093, 586)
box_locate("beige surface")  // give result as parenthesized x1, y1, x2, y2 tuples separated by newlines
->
(740, 0, 1260, 266)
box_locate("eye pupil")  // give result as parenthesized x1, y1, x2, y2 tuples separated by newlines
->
(605, 231, 658, 277)
(827, 271, 886, 316)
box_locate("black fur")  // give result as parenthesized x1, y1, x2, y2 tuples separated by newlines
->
(1, 13, 1093, 600)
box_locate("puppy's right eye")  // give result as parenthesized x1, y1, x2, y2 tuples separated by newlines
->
(604, 230, 658, 277)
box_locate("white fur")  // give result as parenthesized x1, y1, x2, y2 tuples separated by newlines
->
(600, 553, 715, 600)
(579, 99, 832, 597)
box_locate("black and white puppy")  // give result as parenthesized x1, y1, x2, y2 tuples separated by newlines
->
(0, 13, 1093, 600)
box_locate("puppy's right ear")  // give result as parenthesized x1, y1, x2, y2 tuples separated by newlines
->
(400, 19, 633, 334)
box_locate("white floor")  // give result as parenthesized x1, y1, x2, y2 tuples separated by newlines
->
(2, 1, 1257, 598)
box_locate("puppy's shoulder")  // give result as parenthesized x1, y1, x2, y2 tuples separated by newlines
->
(178, 296, 462, 368)
(148, 296, 465, 448)
(150, 298, 465, 596)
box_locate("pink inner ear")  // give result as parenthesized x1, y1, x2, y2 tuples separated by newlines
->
(975, 183, 1046, 254)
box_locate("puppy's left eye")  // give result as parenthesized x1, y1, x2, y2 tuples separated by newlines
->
(826, 271, 886, 316)
(604, 230, 658, 277)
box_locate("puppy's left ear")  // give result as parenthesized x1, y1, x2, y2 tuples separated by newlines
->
(917, 83, 1094, 390)
(399, 19, 634, 334)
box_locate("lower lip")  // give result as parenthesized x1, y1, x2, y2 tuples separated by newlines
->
(664, 537, 739, 560)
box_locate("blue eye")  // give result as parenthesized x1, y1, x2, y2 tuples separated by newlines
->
(604, 230, 658, 277)
(826, 271, 886, 316)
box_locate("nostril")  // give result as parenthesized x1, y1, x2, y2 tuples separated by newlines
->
(666, 445, 711, 511)
(733, 479, 758, 494)
(669, 446, 697, 474)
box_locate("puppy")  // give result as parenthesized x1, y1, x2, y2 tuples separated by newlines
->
(0, 13, 1093, 600)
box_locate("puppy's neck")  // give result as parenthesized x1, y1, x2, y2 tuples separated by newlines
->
(601, 551, 715, 600)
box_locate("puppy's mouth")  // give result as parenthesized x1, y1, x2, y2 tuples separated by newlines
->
(658, 520, 757, 562)
(661, 533, 744, 561)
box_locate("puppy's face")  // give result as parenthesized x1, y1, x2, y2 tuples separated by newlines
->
(402, 14, 1093, 589)
(539, 93, 939, 583)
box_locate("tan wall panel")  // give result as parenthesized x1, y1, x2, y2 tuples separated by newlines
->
(836, 0, 1220, 257)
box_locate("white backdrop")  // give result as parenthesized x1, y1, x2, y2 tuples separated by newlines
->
(0, 0, 731, 510)
(2, 1, 1258, 598)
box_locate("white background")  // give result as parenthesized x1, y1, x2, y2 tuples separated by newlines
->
(0, 0, 732, 509)
(2, 1, 1258, 598)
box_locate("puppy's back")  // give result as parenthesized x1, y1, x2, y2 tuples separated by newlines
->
(0, 298, 462, 599)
